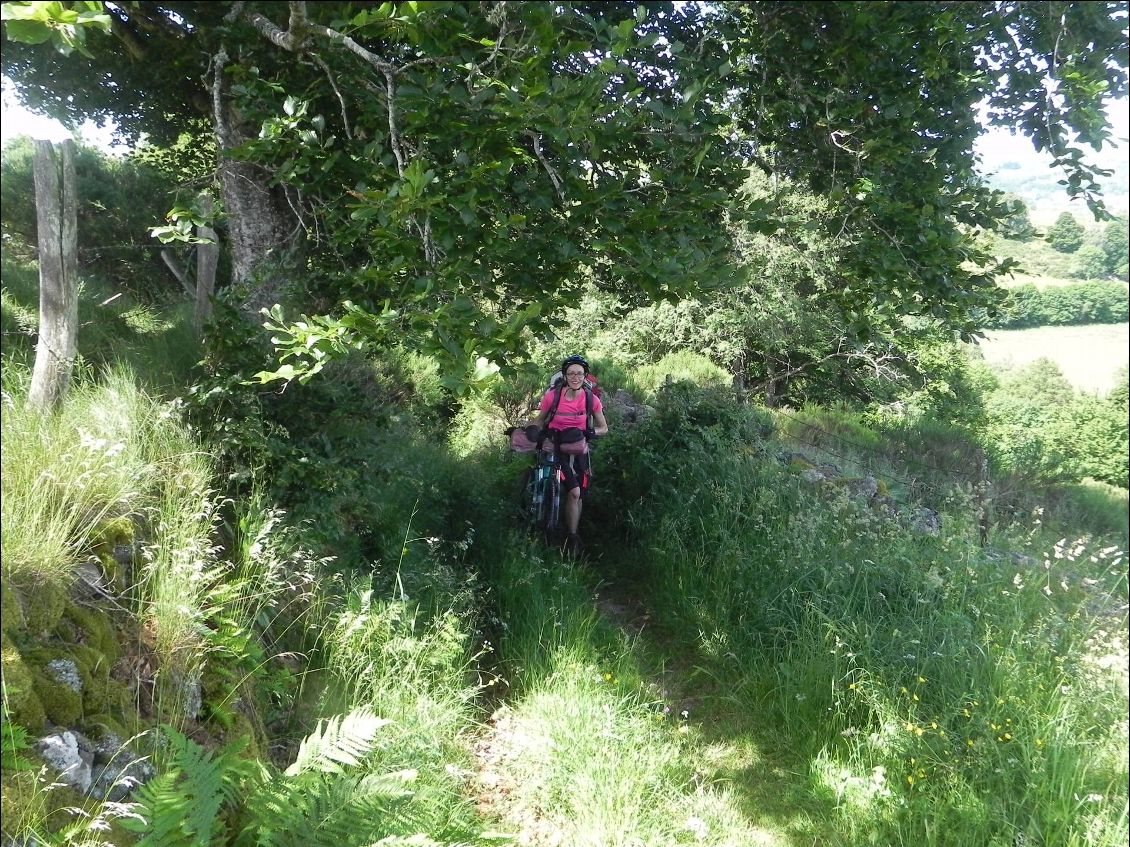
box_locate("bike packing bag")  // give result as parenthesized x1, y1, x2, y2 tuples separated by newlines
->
(555, 427, 588, 455)
(507, 423, 542, 453)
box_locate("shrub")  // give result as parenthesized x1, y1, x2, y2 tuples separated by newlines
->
(1, 136, 186, 300)
(632, 350, 732, 397)
(990, 280, 1129, 328)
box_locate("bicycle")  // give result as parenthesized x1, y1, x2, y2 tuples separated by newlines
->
(509, 423, 587, 556)
(519, 446, 563, 542)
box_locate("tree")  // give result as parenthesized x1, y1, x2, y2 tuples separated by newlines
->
(3, 1, 744, 379)
(1073, 245, 1109, 279)
(1047, 211, 1086, 253)
(1097, 215, 1129, 277)
(4, 1, 1127, 380)
(999, 195, 1036, 241)
(718, 1, 1128, 342)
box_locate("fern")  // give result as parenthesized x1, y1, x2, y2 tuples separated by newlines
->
(122, 727, 262, 847)
(1, 714, 36, 771)
(122, 771, 197, 846)
(284, 707, 389, 776)
(239, 770, 430, 847)
(123, 710, 486, 847)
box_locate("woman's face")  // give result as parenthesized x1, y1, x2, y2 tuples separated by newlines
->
(565, 366, 585, 387)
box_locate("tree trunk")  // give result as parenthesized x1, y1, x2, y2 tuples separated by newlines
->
(194, 193, 219, 334)
(211, 48, 300, 318)
(28, 140, 79, 410)
(762, 362, 783, 408)
(217, 156, 296, 313)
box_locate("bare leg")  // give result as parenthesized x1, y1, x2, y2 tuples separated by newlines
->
(564, 487, 582, 535)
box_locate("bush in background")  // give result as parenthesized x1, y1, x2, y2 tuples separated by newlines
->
(989, 280, 1129, 328)
(1, 136, 187, 301)
(632, 350, 733, 397)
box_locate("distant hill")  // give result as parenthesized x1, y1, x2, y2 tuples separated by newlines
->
(981, 150, 1129, 228)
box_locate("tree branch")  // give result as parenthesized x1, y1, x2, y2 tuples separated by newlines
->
(106, 11, 147, 61)
(244, 9, 303, 52)
(525, 130, 566, 203)
(309, 54, 353, 140)
(302, 21, 396, 73)
(160, 248, 195, 298)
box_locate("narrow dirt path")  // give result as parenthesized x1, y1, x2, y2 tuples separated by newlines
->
(467, 569, 702, 845)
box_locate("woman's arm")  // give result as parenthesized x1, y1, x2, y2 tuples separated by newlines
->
(532, 393, 551, 429)
(591, 409, 609, 438)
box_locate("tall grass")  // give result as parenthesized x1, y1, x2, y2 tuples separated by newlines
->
(2, 250, 202, 395)
(604, 438, 1128, 846)
(1, 362, 227, 719)
(2, 365, 158, 584)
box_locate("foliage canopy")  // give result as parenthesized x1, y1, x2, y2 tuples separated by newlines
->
(2, 0, 1128, 377)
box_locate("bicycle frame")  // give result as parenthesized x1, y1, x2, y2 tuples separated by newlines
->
(523, 449, 562, 536)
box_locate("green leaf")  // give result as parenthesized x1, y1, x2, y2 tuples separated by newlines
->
(2, 19, 52, 43)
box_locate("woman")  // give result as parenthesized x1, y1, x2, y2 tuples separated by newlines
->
(531, 354, 609, 553)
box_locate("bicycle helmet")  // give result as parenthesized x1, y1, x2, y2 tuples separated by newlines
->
(561, 354, 589, 374)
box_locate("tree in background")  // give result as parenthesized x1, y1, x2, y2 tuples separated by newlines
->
(1047, 211, 1086, 253)
(1000, 194, 1036, 241)
(719, 0, 1128, 344)
(1097, 215, 1129, 278)
(1073, 245, 1110, 279)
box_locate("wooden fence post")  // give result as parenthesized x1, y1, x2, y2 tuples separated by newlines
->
(28, 139, 78, 410)
(194, 193, 218, 335)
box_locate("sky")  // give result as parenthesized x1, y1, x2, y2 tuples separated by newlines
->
(973, 98, 1129, 175)
(2, 78, 124, 152)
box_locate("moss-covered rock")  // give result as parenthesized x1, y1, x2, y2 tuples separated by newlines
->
(30, 674, 83, 727)
(56, 601, 120, 664)
(0, 769, 52, 840)
(829, 475, 879, 501)
(1, 631, 46, 731)
(80, 712, 132, 749)
(25, 644, 104, 726)
(89, 515, 135, 588)
(1, 773, 142, 846)
(9, 572, 69, 635)
(77, 643, 131, 715)
(0, 569, 27, 633)
(220, 708, 265, 761)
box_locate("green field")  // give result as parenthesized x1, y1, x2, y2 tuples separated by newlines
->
(972, 322, 1129, 394)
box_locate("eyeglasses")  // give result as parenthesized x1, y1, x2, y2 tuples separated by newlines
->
(565, 370, 585, 378)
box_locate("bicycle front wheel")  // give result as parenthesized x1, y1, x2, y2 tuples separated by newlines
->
(546, 468, 561, 534)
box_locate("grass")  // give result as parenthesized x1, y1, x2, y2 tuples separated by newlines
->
(3, 229, 1125, 845)
(478, 537, 794, 845)
(1, 362, 223, 720)
(1001, 271, 1106, 289)
(2, 365, 166, 584)
(586, 435, 1128, 847)
(971, 323, 1129, 395)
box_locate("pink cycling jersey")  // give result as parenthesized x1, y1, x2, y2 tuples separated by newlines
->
(539, 387, 603, 432)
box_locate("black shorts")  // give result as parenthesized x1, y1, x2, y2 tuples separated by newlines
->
(559, 452, 591, 497)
